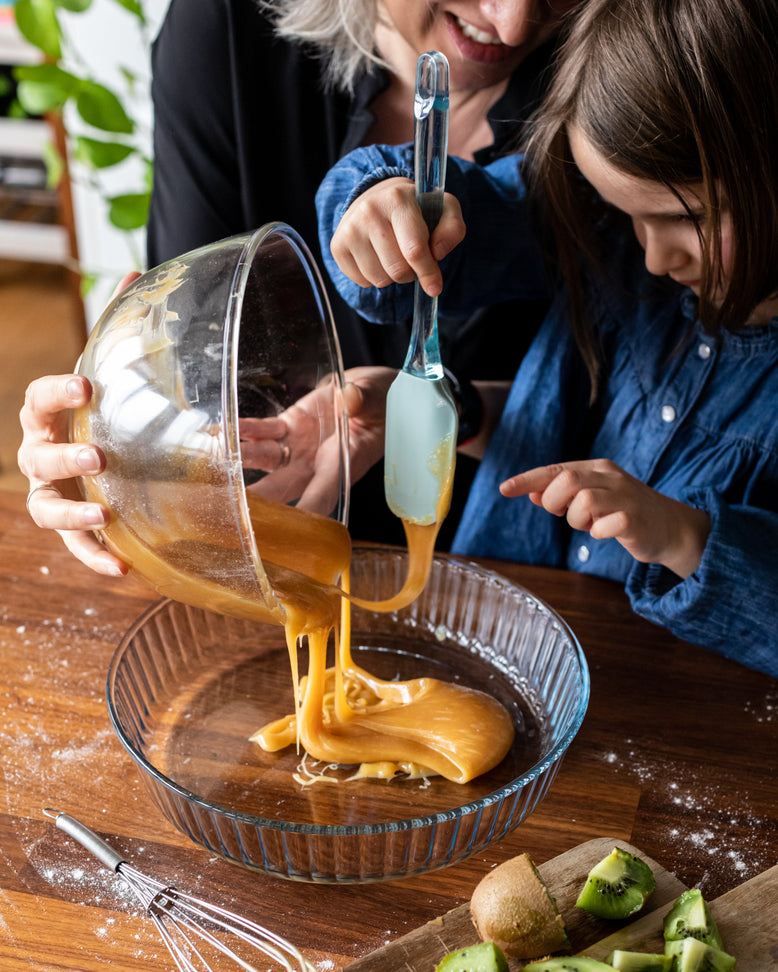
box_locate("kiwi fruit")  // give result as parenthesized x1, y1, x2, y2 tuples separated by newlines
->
(470, 853, 569, 959)
(575, 848, 655, 920)
(520, 959, 614, 971)
(435, 942, 509, 972)
(663, 889, 724, 949)
(605, 950, 673, 970)
(664, 938, 736, 971)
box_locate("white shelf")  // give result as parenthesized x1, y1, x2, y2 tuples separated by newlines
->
(0, 117, 51, 157)
(0, 218, 68, 263)
(0, 16, 40, 64)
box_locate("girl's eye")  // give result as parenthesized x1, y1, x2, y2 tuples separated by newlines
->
(677, 211, 705, 225)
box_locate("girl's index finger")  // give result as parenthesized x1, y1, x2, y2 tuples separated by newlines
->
(430, 193, 466, 262)
(499, 463, 567, 497)
(392, 203, 443, 296)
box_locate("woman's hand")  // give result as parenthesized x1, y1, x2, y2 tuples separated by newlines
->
(17, 271, 141, 576)
(329, 177, 466, 298)
(500, 458, 711, 579)
(18, 374, 128, 575)
(241, 366, 397, 514)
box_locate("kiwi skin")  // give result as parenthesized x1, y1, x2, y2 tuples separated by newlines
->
(520, 958, 614, 971)
(470, 854, 569, 959)
(575, 847, 656, 920)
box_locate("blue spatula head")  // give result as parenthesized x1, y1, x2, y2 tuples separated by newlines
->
(384, 370, 457, 525)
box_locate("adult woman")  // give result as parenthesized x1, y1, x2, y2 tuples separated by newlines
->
(19, 0, 578, 574)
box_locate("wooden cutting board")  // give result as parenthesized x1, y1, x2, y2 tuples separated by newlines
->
(343, 837, 778, 970)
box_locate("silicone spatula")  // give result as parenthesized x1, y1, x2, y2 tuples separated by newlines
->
(384, 50, 458, 526)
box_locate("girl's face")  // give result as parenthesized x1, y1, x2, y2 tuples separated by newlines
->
(380, 0, 579, 92)
(569, 125, 734, 303)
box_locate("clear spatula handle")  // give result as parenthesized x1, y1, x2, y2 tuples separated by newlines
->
(405, 50, 449, 378)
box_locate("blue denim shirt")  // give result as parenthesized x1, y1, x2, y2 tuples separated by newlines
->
(316, 145, 778, 678)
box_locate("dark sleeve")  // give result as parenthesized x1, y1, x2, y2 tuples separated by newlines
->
(147, 0, 251, 265)
(147, 0, 347, 269)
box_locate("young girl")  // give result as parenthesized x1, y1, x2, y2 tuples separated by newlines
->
(316, 0, 778, 678)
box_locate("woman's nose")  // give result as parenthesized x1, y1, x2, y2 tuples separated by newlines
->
(478, 0, 547, 48)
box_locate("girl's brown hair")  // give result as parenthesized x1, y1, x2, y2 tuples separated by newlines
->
(525, 0, 778, 392)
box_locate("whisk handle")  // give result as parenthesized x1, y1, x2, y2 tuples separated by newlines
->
(44, 808, 125, 872)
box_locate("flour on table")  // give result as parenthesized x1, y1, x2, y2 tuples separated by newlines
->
(599, 740, 771, 892)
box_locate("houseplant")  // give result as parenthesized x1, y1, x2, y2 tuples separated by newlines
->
(12, 0, 153, 295)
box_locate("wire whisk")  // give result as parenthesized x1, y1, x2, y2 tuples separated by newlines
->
(43, 808, 315, 972)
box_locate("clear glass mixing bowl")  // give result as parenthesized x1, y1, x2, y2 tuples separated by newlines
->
(71, 223, 349, 623)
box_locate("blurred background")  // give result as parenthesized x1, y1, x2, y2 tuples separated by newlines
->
(0, 0, 167, 491)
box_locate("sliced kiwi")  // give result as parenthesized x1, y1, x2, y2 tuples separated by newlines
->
(605, 950, 673, 970)
(663, 889, 724, 949)
(470, 853, 569, 959)
(521, 959, 614, 971)
(664, 938, 736, 972)
(575, 847, 656, 920)
(436, 942, 509, 972)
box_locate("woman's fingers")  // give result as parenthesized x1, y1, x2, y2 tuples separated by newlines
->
(26, 486, 108, 531)
(22, 442, 105, 492)
(60, 528, 128, 576)
(19, 374, 90, 436)
(110, 270, 141, 299)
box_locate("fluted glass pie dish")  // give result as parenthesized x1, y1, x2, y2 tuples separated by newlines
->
(107, 547, 589, 884)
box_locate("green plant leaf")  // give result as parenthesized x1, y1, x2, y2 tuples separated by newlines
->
(56, 0, 94, 10)
(14, 62, 79, 90)
(13, 64, 79, 114)
(76, 81, 134, 134)
(14, 0, 62, 59)
(111, 0, 147, 26)
(75, 135, 135, 169)
(108, 191, 150, 230)
(118, 65, 139, 94)
(141, 155, 154, 191)
(80, 272, 98, 298)
(16, 79, 67, 114)
(41, 140, 65, 188)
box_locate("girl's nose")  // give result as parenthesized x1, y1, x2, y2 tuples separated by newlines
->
(641, 228, 689, 279)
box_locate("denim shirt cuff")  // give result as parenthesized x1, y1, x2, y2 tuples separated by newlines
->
(626, 486, 724, 618)
(625, 487, 778, 676)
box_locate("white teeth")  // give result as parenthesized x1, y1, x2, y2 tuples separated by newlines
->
(454, 14, 502, 45)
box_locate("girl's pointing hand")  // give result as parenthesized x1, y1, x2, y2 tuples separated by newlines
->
(500, 459, 710, 579)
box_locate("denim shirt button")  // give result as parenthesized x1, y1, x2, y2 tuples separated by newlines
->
(576, 544, 590, 563)
(698, 342, 712, 360)
(661, 404, 677, 423)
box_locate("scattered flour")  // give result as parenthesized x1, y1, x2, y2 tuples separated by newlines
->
(599, 739, 773, 893)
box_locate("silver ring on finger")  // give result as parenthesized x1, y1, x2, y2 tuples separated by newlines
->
(278, 442, 291, 467)
(25, 483, 63, 514)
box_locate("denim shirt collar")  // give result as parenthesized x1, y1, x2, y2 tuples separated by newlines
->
(679, 289, 778, 355)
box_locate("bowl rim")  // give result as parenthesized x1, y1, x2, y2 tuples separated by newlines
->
(106, 548, 590, 836)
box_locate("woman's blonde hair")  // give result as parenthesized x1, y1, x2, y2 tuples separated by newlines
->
(261, 0, 383, 92)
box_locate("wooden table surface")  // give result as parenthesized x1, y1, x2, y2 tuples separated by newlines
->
(0, 487, 775, 971)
